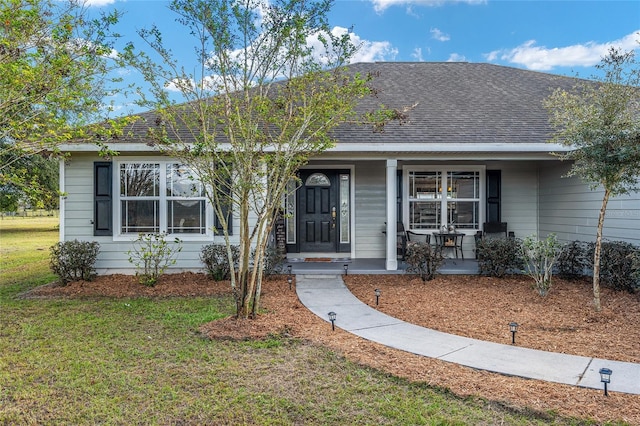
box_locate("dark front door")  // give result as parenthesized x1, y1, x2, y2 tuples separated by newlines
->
(298, 170, 338, 252)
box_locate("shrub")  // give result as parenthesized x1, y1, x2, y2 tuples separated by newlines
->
(590, 241, 640, 293)
(200, 243, 239, 281)
(50, 240, 100, 285)
(259, 246, 286, 277)
(405, 242, 444, 281)
(521, 234, 562, 297)
(556, 240, 590, 280)
(127, 233, 182, 286)
(476, 237, 524, 278)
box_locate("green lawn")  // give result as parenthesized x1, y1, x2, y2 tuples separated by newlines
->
(0, 217, 605, 425)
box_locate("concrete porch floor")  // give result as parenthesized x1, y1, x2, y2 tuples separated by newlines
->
(285, 258, 479, 275)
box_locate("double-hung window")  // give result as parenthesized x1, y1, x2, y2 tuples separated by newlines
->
(119, 162, 208, 236)
(406, 167, 483, 231)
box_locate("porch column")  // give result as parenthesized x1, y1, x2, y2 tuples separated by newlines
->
(386, 159, 398, 270)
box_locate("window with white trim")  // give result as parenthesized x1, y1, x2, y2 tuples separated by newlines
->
(119, 162, 208, 236)
(406, 168, 482, 230)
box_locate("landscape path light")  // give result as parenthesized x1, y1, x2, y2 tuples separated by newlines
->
(343, 264, 348, 275)
(599, 368, 612, 396)
(375, 288, 381, 306)
(328, 311, 337, 331)
(287, 264, 292, 276)
(287, 275, 293, 290)
(509, 322, 519, 345)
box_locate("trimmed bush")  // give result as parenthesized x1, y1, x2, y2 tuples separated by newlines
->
(200, 243, 239, 281)
(590, 241, 640, 293)
(405, 242, 444, 281)
(556, 240, 591, 280)
(260, 246, 286, 277)
(50, 240, 100, 285)
(476, 237, 524, 278)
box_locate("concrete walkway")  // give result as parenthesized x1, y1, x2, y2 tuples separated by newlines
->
(295, 274, 640, 395)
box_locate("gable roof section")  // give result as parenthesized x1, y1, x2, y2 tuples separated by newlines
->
(62, 62, 581, 154)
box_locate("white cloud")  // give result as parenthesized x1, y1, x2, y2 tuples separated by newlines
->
(370, 0, 486, 14)
(80, 0, 118, 7)
(486, 30, 640, 71)
(328, 26, 398, 63)
(430, 28, 450, 42)
(446, 53, 466, 62)
(411, 47, 424, 61)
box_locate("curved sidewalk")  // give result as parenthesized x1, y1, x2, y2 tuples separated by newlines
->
(295, 274, 640, 395)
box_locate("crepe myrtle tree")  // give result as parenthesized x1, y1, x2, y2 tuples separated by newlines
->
(122, 0, 407, 319)
(544, 47, 640, 311)
(0, 0, 132, 206)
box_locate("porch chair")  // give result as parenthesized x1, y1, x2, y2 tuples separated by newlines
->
(406, 230, 431, 245)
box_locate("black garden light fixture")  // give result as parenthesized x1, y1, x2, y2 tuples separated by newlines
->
(509, 322, 519, 345)
(375, 288, 381, 306)
(328, 311, 337, 331)
(287, 264, 292, 276)
(343, 264, 348, 275)
(287, 275, 293, 290)
(599, 368, 612, 396)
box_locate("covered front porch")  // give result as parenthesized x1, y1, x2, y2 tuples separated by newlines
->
(285, 258, 479, 275)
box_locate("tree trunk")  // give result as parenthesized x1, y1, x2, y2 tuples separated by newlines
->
(592, 188, 611, 312)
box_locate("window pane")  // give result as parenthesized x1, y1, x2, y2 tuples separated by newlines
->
(167, 164, 203, 197)
(410, 171, 441, 199)
(410, 201, 441, 229)
(167, 200, 205, 234)
(449, 201, 479, 229)
(121, 200, 159, 233)
(120, 164, 159, 197)
(448, 171, 479, 199)
(339, 174, 350, 244)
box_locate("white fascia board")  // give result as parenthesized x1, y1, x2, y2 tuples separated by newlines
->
(324, 142, 571, 153)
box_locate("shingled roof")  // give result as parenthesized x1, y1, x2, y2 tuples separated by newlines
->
(90, 62, 581, 150)
(331, 61, 579, 145)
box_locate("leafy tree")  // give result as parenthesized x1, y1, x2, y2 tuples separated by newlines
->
(544, 47, 640, 311)
(122, 0, 404, 319)
(0, 0, 129, 204)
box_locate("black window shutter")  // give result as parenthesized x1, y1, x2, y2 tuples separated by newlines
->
(486, 170, 501, 223)
(214, 176, 233, 235)
(94, 162, 113, 236)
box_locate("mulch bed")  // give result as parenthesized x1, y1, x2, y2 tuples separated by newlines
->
(26, 272, 640, 424)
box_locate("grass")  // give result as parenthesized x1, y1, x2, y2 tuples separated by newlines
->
(0, 217, 610, 425)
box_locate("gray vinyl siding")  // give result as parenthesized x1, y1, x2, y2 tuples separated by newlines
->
(498, 162, 539, 239)
(354, 161, 387, 258)
(62, 154, 236, 274)
(539, 162, 640, 245)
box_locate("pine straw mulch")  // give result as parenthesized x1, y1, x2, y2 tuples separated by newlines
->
(27, 272, 640, 424)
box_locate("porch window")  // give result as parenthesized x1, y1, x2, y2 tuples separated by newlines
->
(119, 162, 208, 236)
(407, 169, 482, 230)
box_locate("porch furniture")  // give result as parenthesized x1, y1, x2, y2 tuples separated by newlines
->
(434, 231, 464, 259)
(406, 230, 431, 244)
(383, 222, 408, 260)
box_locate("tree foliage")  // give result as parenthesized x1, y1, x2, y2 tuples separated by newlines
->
(544, 47, 640, 310)
(0, 0, 129, 204)
(122, 0, 402, 319)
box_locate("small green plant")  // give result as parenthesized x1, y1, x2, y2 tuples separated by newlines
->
(405, 242, 444, 281)
(200, 243, 239, 281)
(521, 234, 562, 297)
(49, 240, 100, 285)
(127, 233, 182, 286)
(556, 240, 590, 280)
(476, 237, 524, 278)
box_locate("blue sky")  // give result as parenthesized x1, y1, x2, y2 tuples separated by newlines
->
(86, 0, 640, 113)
